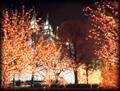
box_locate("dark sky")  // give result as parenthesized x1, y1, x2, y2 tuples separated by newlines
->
(0, 0, 95, 28)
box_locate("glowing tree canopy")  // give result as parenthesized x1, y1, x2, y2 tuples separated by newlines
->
(83, 1, 119, 89)
(33, 35, 75, 87)
(1, 8, 35, 88)
(1, 7, 75, 88)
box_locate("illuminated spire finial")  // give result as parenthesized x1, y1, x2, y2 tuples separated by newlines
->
(30, 8, 39, 31)
(42, 13, 55, 39)
(33, 6, 37, 17)
(45, 13, 49, 25)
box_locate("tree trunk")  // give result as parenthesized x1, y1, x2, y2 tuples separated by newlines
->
(1, 66, 10, 88)
(1, 74, 10, 88)
(0, 31, 3, 88)
(100, 61, 118, 88)
(73, 40, 78, 84)
(74, 70, 78, 84)
(12, 75, 15, 88)
(31, 74, 34, 87)
(86, 68, 88, 84)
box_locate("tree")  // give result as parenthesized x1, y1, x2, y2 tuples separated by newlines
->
(83, 1, 119, 88)
(58, 18, 98, 84)
(34, 35, 75, 87)
(1, 8, 34, 88)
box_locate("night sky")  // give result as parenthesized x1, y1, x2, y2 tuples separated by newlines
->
(0, 0, 96, 28)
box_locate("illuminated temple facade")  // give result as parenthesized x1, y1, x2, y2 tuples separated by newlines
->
(30, 12, 56, 38)
(42, 14, 55, 38)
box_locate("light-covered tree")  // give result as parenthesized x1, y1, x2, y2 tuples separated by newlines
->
(1, 8, 34, 88)
(34, 36, 75, 87)
(83, 1, 119, 89)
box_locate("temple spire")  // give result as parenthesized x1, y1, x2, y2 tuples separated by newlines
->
(42, 13, 55, 38)
(30, 9, 39, 32)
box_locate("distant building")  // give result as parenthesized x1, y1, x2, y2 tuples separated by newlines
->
(30, 12, 59, 41)
(42, 14, 56, 39)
